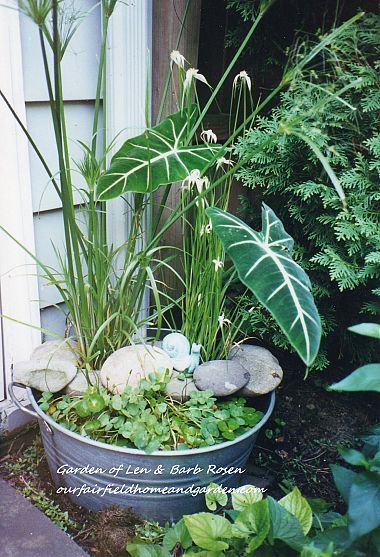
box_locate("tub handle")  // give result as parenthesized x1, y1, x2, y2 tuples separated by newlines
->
(8, 381, 40, 419)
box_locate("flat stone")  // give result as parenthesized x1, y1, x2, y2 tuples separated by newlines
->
(0, 478, 88, 557)
(13, 359, 77, 393)
(100, 344, 173, 394)
(165, 373, 198, 401)
(65, 369, 100, 396)
(193, 360, 249, 396)
(31, 340, 79, 366)
(229, 344, 283, 396)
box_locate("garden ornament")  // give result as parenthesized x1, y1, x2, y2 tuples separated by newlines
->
(162, 333, 201, 373)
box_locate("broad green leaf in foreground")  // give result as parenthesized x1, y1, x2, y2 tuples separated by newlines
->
(231, 484, 263, 511)
(183, 513, 232, 551)
(279, 487, 313, 535)
(232, 499, 270, 552)
(206, 205, 321, 365)
(267, 497, 307, 550)
(127, 543, 170, 557)
(348, 471, 380, 541)
(163, 519, 192, 551)
(96, 106, 218, 200)
(330, 465, 357, 505)
(330, 364, 380, 393)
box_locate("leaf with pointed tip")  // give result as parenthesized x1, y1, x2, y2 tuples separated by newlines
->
(96, 106, 218, 200)
(206, 205, 321, 365)
(279, 487, 313, 535)
(330, 364, 380, 393)
(348, 322, 380, 340)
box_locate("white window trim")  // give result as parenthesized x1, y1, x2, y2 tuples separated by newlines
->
(106, 0, 152, 249)
(0, 1, 41, 406)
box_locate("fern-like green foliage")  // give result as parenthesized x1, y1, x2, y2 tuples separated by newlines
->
(234, 14, 380, 369)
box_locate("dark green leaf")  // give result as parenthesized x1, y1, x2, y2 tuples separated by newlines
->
(339, 446, 368, 467)
(348, 471, 380, 540)
(267, 496, 307, 550)
(206, 205, 321, 365)
(96, 107, 218, 200)
(330, 465, 357, 504)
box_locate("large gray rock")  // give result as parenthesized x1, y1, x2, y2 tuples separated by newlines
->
(193, 360, 249, 396)
(229, 344, 283, 396)
(100, 344, 173, 394)
(165, 373, 198, 402)
(65, 369, 100, 396)
(13, 359, 77, 393)
(31, 340, 79, 366)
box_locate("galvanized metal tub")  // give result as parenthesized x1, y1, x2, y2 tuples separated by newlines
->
(18, 385, 275, 523)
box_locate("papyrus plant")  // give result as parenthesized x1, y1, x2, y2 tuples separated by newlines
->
(0, 0, 182, 372)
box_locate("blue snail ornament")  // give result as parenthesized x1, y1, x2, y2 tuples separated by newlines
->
(162, 332, 201, 374)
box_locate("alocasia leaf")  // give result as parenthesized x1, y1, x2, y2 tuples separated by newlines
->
(206, 205, 321, 365)
(183, 513, 232, 551)
(279, 487, 313, 535)
(96, 106, 218, 200)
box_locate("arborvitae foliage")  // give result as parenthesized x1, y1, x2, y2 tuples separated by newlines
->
(234, 14, 380, 370)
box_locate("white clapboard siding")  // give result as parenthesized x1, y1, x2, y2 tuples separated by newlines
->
(21, 1, 101, 103)
(27, 102, 103, 213)
(19, 0, 101, 331)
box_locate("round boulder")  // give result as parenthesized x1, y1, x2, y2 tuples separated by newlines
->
(165, 373, 198, 402)
(13, 359, 77, 393)
(193, 360, 249, 396)
(229, 344, 283, 396)
(31, 340, 79, 366)
(100, 344, 173, 394)
(65, 369, 100, 396)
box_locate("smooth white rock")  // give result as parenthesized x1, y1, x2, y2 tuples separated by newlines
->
(165, 373, 198, 402)
(65, 369, 100, 396)
(229, 344, 283, 395)
(31, 340, 79, 366)
(13, 359, 77, 393)
(100, 344, 173, 394)
(193, 360, 249, 396)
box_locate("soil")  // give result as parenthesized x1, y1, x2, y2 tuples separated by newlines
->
(255, 363, 379, 506)
(0, 362, 378, 556)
